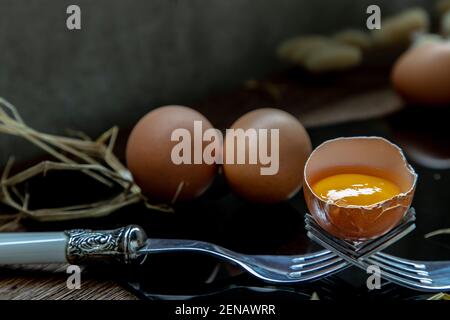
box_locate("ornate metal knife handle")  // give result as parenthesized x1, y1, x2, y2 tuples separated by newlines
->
(65, 225, 147, 264)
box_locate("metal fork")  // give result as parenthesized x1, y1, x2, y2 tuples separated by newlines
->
(138, 239, 349, 283)
(322, 250, 450, 292)
(305, 209, 450, 292)
(2, 224, 447, 291)
(363, 253, 450, 292)
(0, 224, 347, 282)
(139, 238, 450, 290)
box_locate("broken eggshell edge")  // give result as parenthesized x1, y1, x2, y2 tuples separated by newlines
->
(303, 136, 418, 241)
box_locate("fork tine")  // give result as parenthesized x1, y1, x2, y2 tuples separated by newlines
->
(291, 249, 331, 262)
(370, 255, 429, 276)
(300, 261, 350, 282)
(288, 259, 349, 280)
(291, 251, 336, 266)
(290, 256, 343, 272)
(375, 252, 427, 269)
(357, 258, 436, 291)
(365, 257, 433, 284)
(305, 217, 407, 259)
(305, 223, 357, 257)
(306, 229, 433, 288)
(355, 221, 415, 257)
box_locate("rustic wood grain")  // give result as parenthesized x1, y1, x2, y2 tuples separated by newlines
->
(0, 264, 137, 300)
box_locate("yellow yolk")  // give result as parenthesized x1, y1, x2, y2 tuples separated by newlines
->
(311, 173, 401, 206)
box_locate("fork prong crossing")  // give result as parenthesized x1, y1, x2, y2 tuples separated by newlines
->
(305, 208, 416, 259)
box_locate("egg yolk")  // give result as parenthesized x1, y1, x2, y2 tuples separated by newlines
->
(311, 173, 400, 206)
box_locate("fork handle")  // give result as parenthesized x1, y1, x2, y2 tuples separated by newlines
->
(0, 225, 147, 265)
(0, 232, 67, 264)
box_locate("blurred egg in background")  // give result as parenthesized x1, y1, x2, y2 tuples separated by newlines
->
(392, 42, 450, 107)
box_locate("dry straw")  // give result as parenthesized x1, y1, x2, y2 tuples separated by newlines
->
(0, 98, 171, 231)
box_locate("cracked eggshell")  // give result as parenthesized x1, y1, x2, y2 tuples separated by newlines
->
(303, 137, 417, 241)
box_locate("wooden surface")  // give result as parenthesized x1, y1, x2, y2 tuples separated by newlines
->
(0, 64, 402, 300)
(0, 264, 137, 300)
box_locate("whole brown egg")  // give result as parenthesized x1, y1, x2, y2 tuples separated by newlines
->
(126, 105, 218, 202)
(223, 108, 312, 203)
(391, 42, 450, 106)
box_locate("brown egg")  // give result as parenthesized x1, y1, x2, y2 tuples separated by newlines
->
(126, 105, 217, 202)
(391, 42, 450, 106)
(223, 108, 312, 203)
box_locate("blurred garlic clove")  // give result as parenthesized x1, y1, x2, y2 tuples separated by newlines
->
(277, 36, 330, 64)
(441, 11, 450, 36)
(411, 33, 443, 47)
(333, 29, 373, 50)
(372, 8, 430, 46)
(436, 0, 450, 15)
(303, 43, 362, 73)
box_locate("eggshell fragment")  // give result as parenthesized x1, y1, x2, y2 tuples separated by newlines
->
(303, 137, 417, 241)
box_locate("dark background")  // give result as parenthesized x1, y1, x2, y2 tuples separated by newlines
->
(0, 0, 432, 163)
